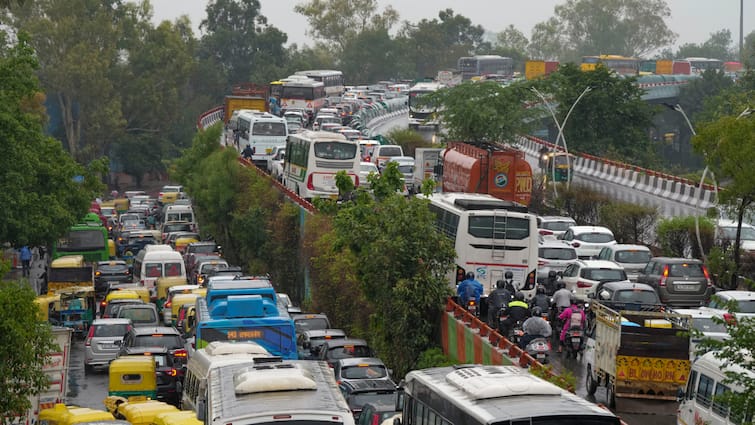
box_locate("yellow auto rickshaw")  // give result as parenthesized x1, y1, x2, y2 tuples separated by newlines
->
(106, 284, 150, 304)
(115, 401, 179, 425)
(39, 404, 118, 425)
(153, 410, 202, 425)
(36, 293, 61, 322)
(156, 277, 188, 312)
(113, 198, 130, 215)
(161, 192, 179, 205)
(169, 293, 201, 328)
(105, 356, 158, 415)
(173, 236, 199, 254)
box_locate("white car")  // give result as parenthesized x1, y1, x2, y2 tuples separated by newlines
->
(672, 308, 729, 360)
(560, 225, 616, 259)
(267, 147, 286, 181)
(537, 216, 577, 239)
(537, 241, 577, 283)
(561, 259, 630, 300)
(716, 219, 755, 252)
(359, 162, 379, 189)
(700, 290, 755, 320)
(595, 244, 652, 281)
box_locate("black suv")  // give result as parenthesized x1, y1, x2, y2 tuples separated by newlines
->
(119, 346, 183, 407)
(119, 326, 187, 366)
(339, 378, 397, 420)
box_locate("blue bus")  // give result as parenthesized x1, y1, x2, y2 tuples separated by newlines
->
(194, 297, 297, 359)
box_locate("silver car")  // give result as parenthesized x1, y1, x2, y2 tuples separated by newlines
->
(84, 318, 132, 372)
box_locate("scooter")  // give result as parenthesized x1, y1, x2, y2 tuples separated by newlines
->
(525, 337, 551, 363)
(509, 321, 525, 346)
(563, 326, 585, 359)
(466, 299, 478, 317)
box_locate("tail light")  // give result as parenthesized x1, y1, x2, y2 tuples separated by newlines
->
(353, 175, 359, 187)
(172, 349, 187, 358)
(539, 229, 554, 236)
(571, 241, 581, 248)
(702, 266, 712, 287)
(164, 301, 171, 309)
(167, 368, 178, 377)
(659, 265, 669, 286)
(723, 313, 737, 326)
(468, 300, 476, 307)
(538, 260, 548, 267)
(307, 174, 314, 191)
(577, 280, 592, 288)
(85, 326, 95, 346)
(100, 300, 107, 308)
(95, 271, 101, 276)
(526, 270, 537, 289)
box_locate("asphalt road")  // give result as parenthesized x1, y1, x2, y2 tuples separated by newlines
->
(67, 336, 109, 409)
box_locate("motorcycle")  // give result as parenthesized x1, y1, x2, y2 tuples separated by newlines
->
(563, 326, 585, 359)
(525, 337, 551, 363)
(509, 321, 525, 346)
(466, 298, 478, 317)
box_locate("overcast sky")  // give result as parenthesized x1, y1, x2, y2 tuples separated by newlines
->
(150, 0, 752, 52)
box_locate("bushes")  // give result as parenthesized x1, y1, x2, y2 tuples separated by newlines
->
(598, 202, 658, 245)
(385, 128, 435, 157)
(656, 216, 714, 258)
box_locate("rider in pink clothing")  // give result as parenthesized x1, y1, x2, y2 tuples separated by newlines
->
(558, 295, 586, 351)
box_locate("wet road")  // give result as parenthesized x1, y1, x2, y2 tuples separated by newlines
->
(66, 335, 109, 409)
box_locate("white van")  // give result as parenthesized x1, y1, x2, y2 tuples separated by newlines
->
(132, 244, 186, 299)
(678, 351, 751, 425)
(182, 341, 272, 412)
(162, 204, 195, 225)
(373, 144, 404, 170)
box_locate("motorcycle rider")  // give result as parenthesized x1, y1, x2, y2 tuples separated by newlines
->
(519, 306, 552, 349)
(551, 281, 572, 316)
(500, 292, 530, 338)
(241, 144, 255, 160)
(501, 270, 518, 294)
(456, 272, 483, 311)
(487, 280, 513, 326)
(558, 295, 586, 353)
(529, 285, 550, 312)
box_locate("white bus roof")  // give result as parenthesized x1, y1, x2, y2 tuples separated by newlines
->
(409, 82, 444, 92)
(292, 130, 350, 142)
(421, 192, 529, 213)
(294, 70, 343, 77)
(282, 78, 324, 88)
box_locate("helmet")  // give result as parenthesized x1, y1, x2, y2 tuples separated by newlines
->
(514, 292, 525, 302)
(532, 306, 542, 317)
(504, 271, 514, 280)
(465, 272, 475, 280)
(495, 280, 505, 290)
(536, 285, 546, 295)
(569, 294, 577, 305)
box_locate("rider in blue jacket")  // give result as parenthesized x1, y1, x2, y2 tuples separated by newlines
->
(457, 272, 483, 305)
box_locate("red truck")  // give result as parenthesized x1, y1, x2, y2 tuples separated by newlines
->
(442, 142, 533, 206)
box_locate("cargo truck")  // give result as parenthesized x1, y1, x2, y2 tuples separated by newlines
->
(586, 302, 692, 409)
(441, 142, 533, 206)
(13, 327, 73, 425)
(223, 83, 269, 124)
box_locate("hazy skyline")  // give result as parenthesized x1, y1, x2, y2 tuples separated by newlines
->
(151, 0, 751, 53)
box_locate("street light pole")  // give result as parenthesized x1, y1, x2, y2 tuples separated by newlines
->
(530, 86, 591, 197)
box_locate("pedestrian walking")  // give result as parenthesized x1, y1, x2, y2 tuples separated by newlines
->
(19, 245, 32, 277)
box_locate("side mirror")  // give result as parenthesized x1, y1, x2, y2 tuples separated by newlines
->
(676, 387, 685, 402)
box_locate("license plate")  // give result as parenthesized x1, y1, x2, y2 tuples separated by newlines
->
(675, 283, 699, 291)
(571, 337, 581, 343)
(128, 396, 147, 402)
(537, 354, 546, 359)
(265, 148, 272, 154)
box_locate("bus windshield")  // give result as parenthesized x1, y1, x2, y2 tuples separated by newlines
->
(57, 229, 106, 251)
(313, 142, 357, 160)
(252, 122, 286, 136)
(282, 86, 313, 100)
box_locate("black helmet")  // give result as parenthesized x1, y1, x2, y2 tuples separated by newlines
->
(465, 272, 475, 280)
(504, 271, 514, 280)
(532, 306, 542, 317)
(495, 280, 505, 289)
(536, 285, 546, 295)
(569, 294, 577, 305)
(514, 292, 525, 301)
(548, 270, 557, 278)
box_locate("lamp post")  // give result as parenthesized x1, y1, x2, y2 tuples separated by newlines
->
(664, 104, 753, 265)
(531, 86, 591, 197)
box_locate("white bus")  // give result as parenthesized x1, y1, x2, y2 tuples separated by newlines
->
(182, 341, 272, 413)
(408, 82, 443, 130)
(283, 130, 360, 201)
(678, 351, 753, 425)
(236, 110, 288, 168)
(294, 70, 345, 98)
(196, 359, 355, 425)
(280, 78, 326, 116)
(422, 192, 538, 300)
(398, 365, 620, 425)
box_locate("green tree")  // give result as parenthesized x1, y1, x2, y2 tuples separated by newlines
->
(528, 17, 568, 61)
(424, 81, 536, 145)
(655, 216, 714, 259)
(0, 281, 57, 423)
(675, 29, 736, 61)
(339, 27, 403, 84)
(329, 191, 455, 377)
(495, 25, 529, 54)
(693, 114, 755, 288)
(398, 9, 486, 78)
(294, 0, 398, 51)
(530, 0, 676, 61)
(200, 0, 288, 86)
(743, 30, 755, 67)
(0, 33, 103, 246)
(536, 63, 656, 165)
(598, 201, 658, 244)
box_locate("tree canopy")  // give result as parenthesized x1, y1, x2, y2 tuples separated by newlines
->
(530, 0, 676, 61)
(0, 280, 57, 423)
(0, 32, 103, 246)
